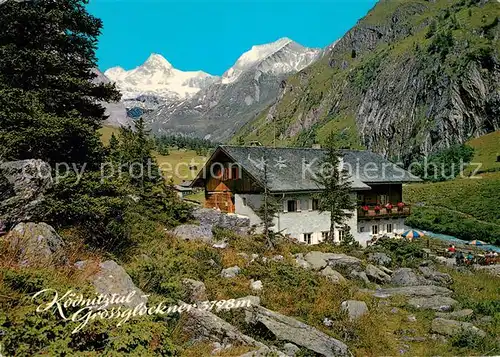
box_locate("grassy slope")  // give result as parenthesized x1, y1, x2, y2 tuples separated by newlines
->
(465, 130, 500, 175)
(405, 132, 500, 244)
(99, 126, 207, 184)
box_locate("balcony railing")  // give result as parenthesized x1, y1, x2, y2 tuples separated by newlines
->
(357, 205, 411, 220)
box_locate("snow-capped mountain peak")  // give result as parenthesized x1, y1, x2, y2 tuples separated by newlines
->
(104, 54, 218, 103)
(221, 37, 320, 84)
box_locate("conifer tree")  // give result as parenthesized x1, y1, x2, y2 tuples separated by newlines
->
(314, 132, 356, 243)
(0, 0, 120, 166)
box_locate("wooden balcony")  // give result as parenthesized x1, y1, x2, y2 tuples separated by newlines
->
(357, 205, 411, 220)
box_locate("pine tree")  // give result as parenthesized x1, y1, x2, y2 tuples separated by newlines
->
(0, 0, 120, 167)
(256, 161, 280, 248)
(314, 132, 356, 243)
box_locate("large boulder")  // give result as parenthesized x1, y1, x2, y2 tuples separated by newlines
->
(320, 267, 347, 284)
(431, 318, 486, 338)
(407, 296, 459, 311)
(244, 305, 351, 357)
(323, 253, 362, 270)
(350, 270, 370, 284)
(391, 268, 426, 286)
(341, 300, 369, 321)
(367, 285, 453, 298)
(193, 208, 250, 235)
(418, 266, 453, 286)
(172, 224, 213, 242)
(368, 252, 392, 266)
(182, 297, 267, 350)
(90, 260, 147, 307)
(0, 160, 53, 226)
(4, 222, 65, 266)
(304, 251, 328, 270)
(365, 264, 391, 284)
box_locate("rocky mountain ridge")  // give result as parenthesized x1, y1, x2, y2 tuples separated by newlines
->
(234, 0, 500, 163)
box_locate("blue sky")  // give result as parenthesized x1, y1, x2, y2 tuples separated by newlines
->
(88, 0, 377, 75)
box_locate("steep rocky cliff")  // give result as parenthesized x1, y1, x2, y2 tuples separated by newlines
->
(233, 0, 500, 163)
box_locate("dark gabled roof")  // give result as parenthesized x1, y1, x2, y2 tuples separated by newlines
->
(193, 145, 421, 192)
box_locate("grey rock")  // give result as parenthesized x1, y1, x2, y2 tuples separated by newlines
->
(0, 160, 53, 225)
(474, 264, 500, 277)
(407, 315, 417, 322)
(320, 267, 346, 284)
(193, 208, 250, 235)
(341, 300, 368, 321)
(368, 285, 453, 298)
(436, 309, 474, 320)
(323, 253, 362, 270)
(365, 264, 391, 284)
(407, 296, 459, 311)
(173, 224, 213, 242)
(212, 240, 228, 249)
(183, 301, 268, 349)
(282, 342, 300, 356)
(350, 270, 370, 284)
(250, 280, 263, 291)
(182, 278, 207, 303)
(90, 260, 147, 307)
(272, 255, 284, 261)
(6, 222, 65, 267)
(304, 251, 328, 270)
(221, 266, 241, 278)
(245, 305, 351, 357)
(378, 265, 393, 275)
(418, 266, 453, 286)
(431, 318, 486, 338)
(295, 255, 311, 269)
(391, 268, 426, 286)
(237, 347, 287, 357)
(368, 252, 392, 266)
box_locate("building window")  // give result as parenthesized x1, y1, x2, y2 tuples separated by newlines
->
(378, 194, 389, 205)
(242, 197, 247, 206)
(371, 225, 379, 235)
(358, 226, 365, 233)
(321, 231, 329, 241)
(387, 223, 393, 233)
(303, 233, 312, 245)
(338, 229, 346, 242)
(231, 166, 239, 179)
(312, 198, 320, 210)
(287, 200, 297, 212)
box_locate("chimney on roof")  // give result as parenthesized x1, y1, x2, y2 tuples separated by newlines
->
(312, 144, 321, 149)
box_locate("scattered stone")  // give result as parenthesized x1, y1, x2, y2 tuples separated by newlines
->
(237, 252, 249, 260)
(237, 347, 287, 357)
(341, 300, 368, 321)
(212, 240, 228, 249)
(173, 224, 213, 242)
(391, 268, 425, 286)
(365, 264, 391, 284)
(272, 255, 284, 261)
(368, 252, 392, 266)
(282, 342, 300, 356)
(5, 222, 65, 267)
(431, 318, 486, 338)
(250, 254, 259, 262)
(391, 307, 399, 314)
(244, 305, 351, 356)
(90, 260, 147, 307)
(250, 280, 263, 291)
(320, 267, 346, 284)
(350, 270, 370, 284)
(408, 296, 459, 311)
(474, 264, 500, 277)
(418, 266, 453, 286)
(182, 278, 207, 303)
(323, 317, 334, 327)
(74, 261, 87, 270)
(407, 315, 417, 322)
(435, 309, 473, 319)
(221, 266, 241, 278)
(295, 254, 311, 269)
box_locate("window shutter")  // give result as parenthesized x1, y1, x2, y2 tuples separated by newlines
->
(283, 201, 288, 213)
(296, 200, 301, 212)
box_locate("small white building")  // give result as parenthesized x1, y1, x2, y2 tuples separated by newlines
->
(192, 146, 420, 246)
